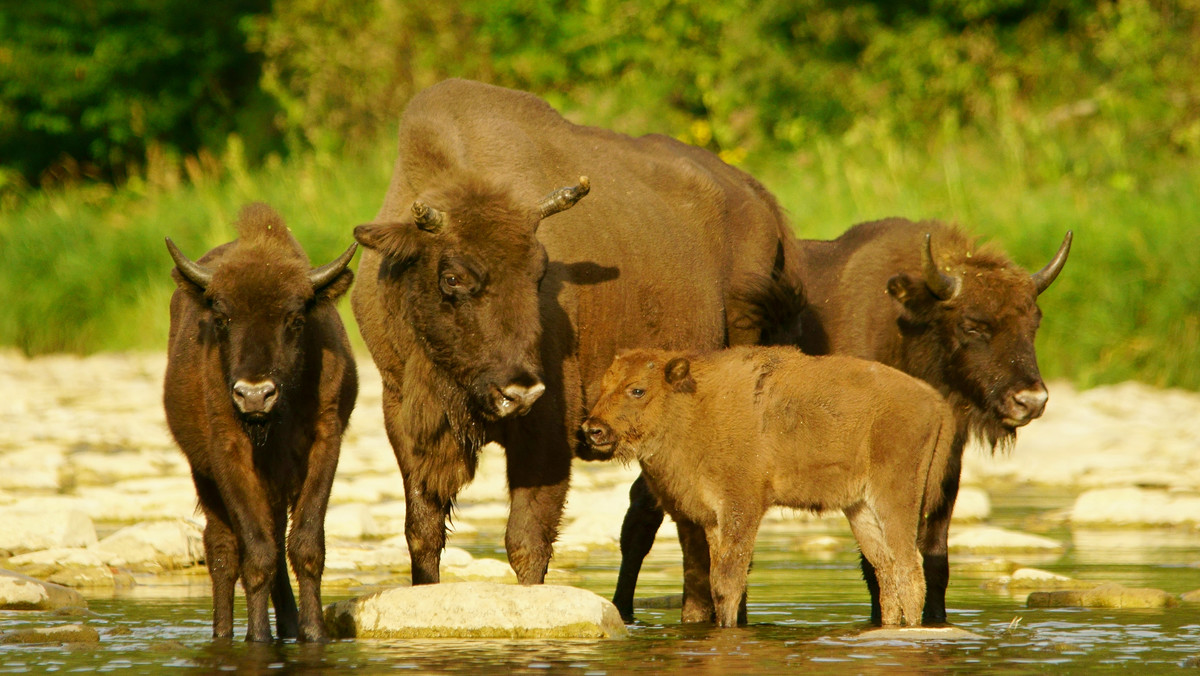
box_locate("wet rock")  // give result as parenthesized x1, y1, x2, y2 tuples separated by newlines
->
(0, 570, 87, 610)
(1069, 487, 1200, 526)
(5, 548, 118, 588)
(324, 581, 627, 639)
(89, 519, 205, 572)
(441, 557, 517, 583)
(1027, 583, 1179, 609)
(948, 526, 1064, 554)
(851, 626, 986, 641)
(1, 623, 100, 644)
(0, 505, 97, 556)
(634, 593, 683, 610)
(324, 503, 378, 539)
(1179, 589, 1200, 604)
(984, 567, 1100, 592)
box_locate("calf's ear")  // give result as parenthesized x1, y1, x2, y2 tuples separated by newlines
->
(354, 222, 424, 265)
(664, 357, 696, 394)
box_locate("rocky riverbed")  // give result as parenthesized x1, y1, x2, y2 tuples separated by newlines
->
(1, 349, 1198, 631)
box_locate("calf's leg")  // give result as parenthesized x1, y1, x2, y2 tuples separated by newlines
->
(707, 510, 761, 628)
(613, 474, 664, 622)
(676, 518, 715, 623)
(846, 503, 904, 626)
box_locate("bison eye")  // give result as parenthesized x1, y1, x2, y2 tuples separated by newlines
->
(961, 320, 992, 341)
(212, 313, 230, 331)
(440, 272, 466, 296)
(287, 314, 306, 333)
(629, 387, 646, 399)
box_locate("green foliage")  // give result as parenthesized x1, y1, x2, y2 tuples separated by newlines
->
(0, 0, 275, 185)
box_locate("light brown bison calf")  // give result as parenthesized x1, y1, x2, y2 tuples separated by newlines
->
(582, 346, 955, 628)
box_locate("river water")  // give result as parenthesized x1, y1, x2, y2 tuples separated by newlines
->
(2, 487, 1198, 673)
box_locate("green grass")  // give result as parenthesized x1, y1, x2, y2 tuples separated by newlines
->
(2, 128, 1197, 391)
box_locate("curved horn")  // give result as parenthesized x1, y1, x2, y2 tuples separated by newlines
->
(165, 237, 214, 290)
(1032, 230, 1073, 295)
(412, 201, 446, 233)
(921, 233, 960, 300)
(538, 176, 590, 220)
(309, 242, 358, 291)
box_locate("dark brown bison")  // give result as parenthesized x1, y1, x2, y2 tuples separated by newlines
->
(614, 218, 1071, 625)
(350, 79, 802, 586)
(163, 203, 358, 642)
(583, 346, 955, 627)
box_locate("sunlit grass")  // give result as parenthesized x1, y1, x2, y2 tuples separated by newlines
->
(2, 128, 1196, 390)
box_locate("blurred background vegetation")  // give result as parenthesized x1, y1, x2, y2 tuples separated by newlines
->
(0, 0, 1197, 389)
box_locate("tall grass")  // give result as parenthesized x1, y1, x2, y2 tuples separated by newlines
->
(2, 126, 1196, 391)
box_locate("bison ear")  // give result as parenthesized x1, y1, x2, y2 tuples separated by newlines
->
(315, 268, 354, 305)
(664, 357, 696, 394)
(354, 222, 423, 265)
(887, 273, 932, 317)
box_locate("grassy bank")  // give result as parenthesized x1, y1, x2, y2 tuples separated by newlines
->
(2, 128, 1196, 391)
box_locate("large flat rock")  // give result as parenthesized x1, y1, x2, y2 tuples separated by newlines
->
(1027, 583, 1179, 609)
(324, 581, 627, 639)
(0, 570, 87, 610)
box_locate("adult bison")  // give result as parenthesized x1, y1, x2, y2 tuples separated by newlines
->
(350, 78, 803, 586)
(614, 217, 1072, 625)
(163, 203, 358, 642)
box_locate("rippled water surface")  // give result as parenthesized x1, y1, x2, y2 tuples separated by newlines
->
(3, 488, 1198, 673)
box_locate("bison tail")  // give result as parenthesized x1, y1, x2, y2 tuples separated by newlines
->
(732, 273, 807, 347)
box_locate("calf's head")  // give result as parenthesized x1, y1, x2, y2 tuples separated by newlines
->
(355, 174, 588, 419)
(886, 230, 1071, 444)
(167, 205, 356, 426)
(582, 349, 696, 462)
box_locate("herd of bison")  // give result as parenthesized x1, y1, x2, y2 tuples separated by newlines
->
(161, 79, 1072, 641)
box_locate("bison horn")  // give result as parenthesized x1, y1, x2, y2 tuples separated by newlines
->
(921, 233, 960, 300)
(165, 237, 214, 290)
(538, 176, 590, 221)
(1032, 230, 1073, 295)
(412, 201, 446, 233)
(308, 242, 358, 291)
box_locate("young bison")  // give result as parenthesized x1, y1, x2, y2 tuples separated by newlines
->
(163, 203, 358, 642)
(582, 346, 955, 628)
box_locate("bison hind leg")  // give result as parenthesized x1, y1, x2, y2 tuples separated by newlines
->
(844, 502, 905, 626)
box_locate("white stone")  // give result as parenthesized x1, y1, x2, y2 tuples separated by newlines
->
(951, 487, 991, 521)
(442, 557, 517, 582)
(89, 519, 205, 572)
(0, 570, 86, 610)
(324, 581, 627, 638)
(324, 544, 411, 572)
(323, 503, 377, 539)
(0, 506, 97, 555)
(1070, 487, 1200, 526)
(948, 525, 1064, 553)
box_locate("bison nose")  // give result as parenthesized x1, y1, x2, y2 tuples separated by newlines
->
(493, 381, 546, 418)
(581, 418, 615, 448)
(1006, 386, 1048, 426)
(233, 380, 278, 416)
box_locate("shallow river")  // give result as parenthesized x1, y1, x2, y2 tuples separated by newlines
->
(2, 488, 1198, 673)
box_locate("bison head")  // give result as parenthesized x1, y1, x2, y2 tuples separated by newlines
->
(355, 174, 589, 420)
(582, 349, 695, 462)
(885, 229, 1072, 446)
(166, 206, 356, 432)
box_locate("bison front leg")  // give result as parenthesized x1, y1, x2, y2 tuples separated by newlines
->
(213, 442, 280, 642)
(676, 518, 714, 624)
(505, 437, 571, 585)
(613, 474, 665, 622)
(288, 426, 344, 642)
(193, 473, 240, 640)
(708, 512, 760, 628)
(270, 501, 299, 640)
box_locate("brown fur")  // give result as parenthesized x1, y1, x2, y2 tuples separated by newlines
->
(584, 346, 955, 627)
(616, 217, 1071, 625)
(163, 203, 357, 642)
(350, 79, 803, 586)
